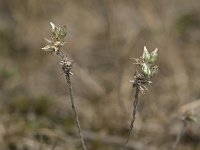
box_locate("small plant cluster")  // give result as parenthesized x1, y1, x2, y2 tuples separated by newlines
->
(124, 46, 158, 149)
(42, 22, 87, 150)
(130, 46, 158, 93)
(42, 22, 159, 150)
(181, 111, 197, 123)
(42, 22, 73, 75)
(172, 111, 197, 149)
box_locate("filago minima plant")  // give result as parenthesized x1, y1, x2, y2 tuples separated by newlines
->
(41, 22, 159, 150)
(172, 111, 197, 149)
(42, 22, 87, 150)
(124, 46, 158, 149)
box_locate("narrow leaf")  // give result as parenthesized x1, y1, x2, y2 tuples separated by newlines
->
(142, 63, 151, 76)
(50, 22, 56, 31)
(142, 46, 150, 61)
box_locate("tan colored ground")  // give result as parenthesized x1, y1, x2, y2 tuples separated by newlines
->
(0, 0, 200, 149)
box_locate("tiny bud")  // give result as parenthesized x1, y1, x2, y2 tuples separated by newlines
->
(151, 65, 158, 77)
(142, 63, 151, 77)
(50, 22, 56, 31)
(183, 111, 198, 123)
(149, 48, 158, 64)
(142, 46, 150, 61)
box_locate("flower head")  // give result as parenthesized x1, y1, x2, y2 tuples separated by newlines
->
(130, 46, 159, 93)
(42, 22, 67, 54)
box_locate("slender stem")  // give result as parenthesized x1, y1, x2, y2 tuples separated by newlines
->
(51, 140, 58, 150)
(172, 121, 187, 149)
(66, 73, 87, 150)
(123, 86, 139, 150)
(38, 134, 43, 150)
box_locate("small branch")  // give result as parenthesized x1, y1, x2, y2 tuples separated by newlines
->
(172, 121, 187, 149)
(123, 86, 140, 150)
(66, 73, 87, 150)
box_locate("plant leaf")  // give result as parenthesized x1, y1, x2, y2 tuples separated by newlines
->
(149, 48, 158, 63)
(142, 63, 151, 76)
(142, 46, 150, 61)
(41, 45, 51, 50)
(50, 22, 56, 31)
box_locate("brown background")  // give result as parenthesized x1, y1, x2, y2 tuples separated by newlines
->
(0, 0, 200, 149)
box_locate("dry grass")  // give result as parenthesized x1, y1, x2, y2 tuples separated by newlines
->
(0, 0, 200, 149)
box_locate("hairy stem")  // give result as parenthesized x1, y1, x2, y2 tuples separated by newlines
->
(66, 73, 87, 150)
(172, 121, 187, 149)
(123, 86, 139, 150)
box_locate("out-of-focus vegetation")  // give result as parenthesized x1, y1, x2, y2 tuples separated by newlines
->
(0, 0, 200, 149)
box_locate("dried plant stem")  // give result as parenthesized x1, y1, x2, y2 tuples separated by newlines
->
(172, 121, 187, 149)
(50, 140, 58, 150)
(42, 22, 87, 150)
(123, 86, 139, 150)
(66, 73, 87, 150)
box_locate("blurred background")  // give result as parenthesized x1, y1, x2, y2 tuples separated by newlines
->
(0, 0, 200, 149)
